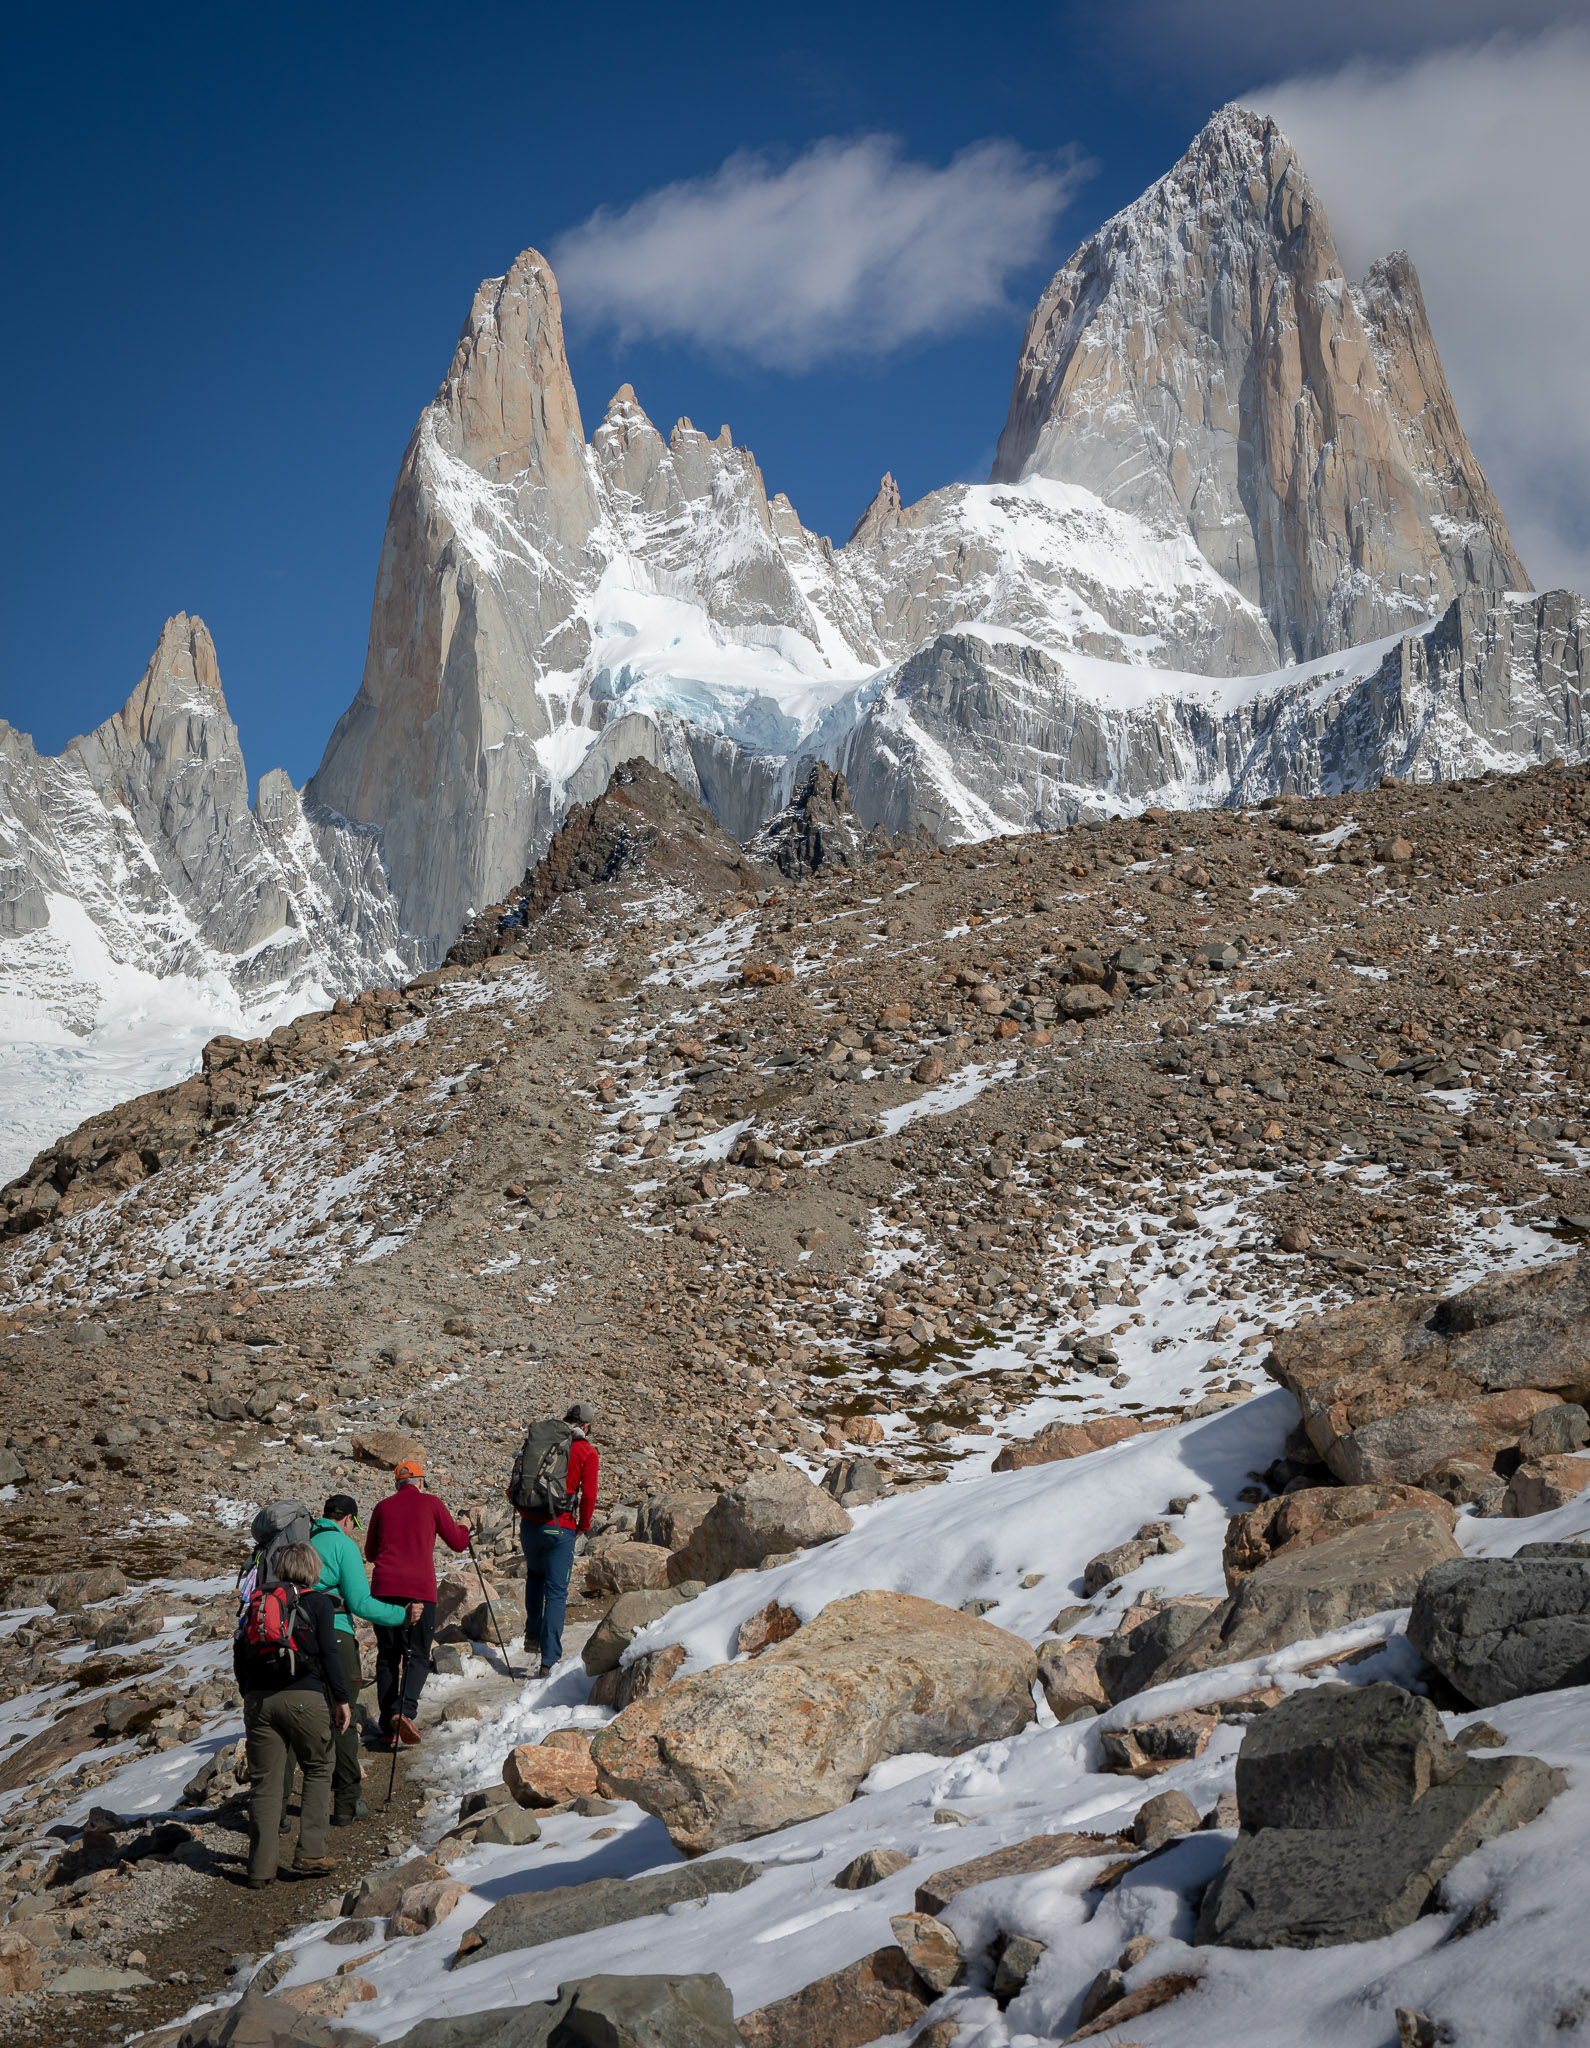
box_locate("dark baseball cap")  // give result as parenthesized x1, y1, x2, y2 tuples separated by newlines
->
(323, 1493, 360, 1526)
(565, 1402, 596, 1429)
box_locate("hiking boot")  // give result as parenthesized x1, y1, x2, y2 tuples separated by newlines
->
(395, 1715, 422, 1747)
(535, 1661, 554, 1680)
(331, 1813, 356, 1828)
(291, 1853, 341, 1876)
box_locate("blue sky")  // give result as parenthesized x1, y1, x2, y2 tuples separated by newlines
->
(3, 1, 1586, 786)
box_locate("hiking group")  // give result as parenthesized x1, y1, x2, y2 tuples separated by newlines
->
(231, 1404, 597, 1884)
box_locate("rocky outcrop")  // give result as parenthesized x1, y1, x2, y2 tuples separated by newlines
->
(1408, 1545, 1590, 1706)
(447, 758, 768, 966)
(992, 106, 1528, 664)
(1198, 1684, 1563, 1948)
(747, 761, 870, 879)
(1222, 1484, 1456, 1589)
(1148, 1505, 1461, 1684)
(1263, 1257, 1590, 1489)
(590, 1590, 1036, 1852)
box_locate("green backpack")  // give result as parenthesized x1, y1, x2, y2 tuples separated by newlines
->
(508, 1419, 575, 1520)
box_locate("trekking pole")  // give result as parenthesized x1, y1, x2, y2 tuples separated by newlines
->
(386, 1637, 407, 1810)
(467, 1530, 517, 1680)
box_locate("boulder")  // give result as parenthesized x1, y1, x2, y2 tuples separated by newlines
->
(177, 1989, 343, 2047)
(889, 1912, 962, 1994)
(461, 1592, 522, 1645)
(1503, 1454, 1590, 1517)
(5, 1565, 127, 1611)
(1517, 1402, 1590, 1459)
(0, 1930, 43, 1995)
(341, 1854, 447, 1919)
(454, 1860, 758, 1966)
(0, 1447, 28, 1487)
(583, 1589, 683, 1675)
(733, 1601, 802, 1657)
(913, 1831, 1126, 1915)
(992, 1413, 1152, 1474)
(1082, 1521, 1182, 1597)
(1264, 1259, 1590, 1487)
(388, 1974, 745, 2048)
(1095, 1597, 1222, 1703)
(278, 1976, 377, 2020)
(1099, 1707, 1219, 1776)
(1037, 1636, 1107, 1722)
(591, 1591, 1036, 1853)
(637, 1489, 717, 1550)
(503, 1743, 599, 1808)
(833, 1847, 909, 1890)
(1222, 1485, 1456, 1589)
(1133, 1788, 1200, 1850)
(738, 1947, 930, 2048)
(474, 1805, 541, 1847)
(389, 1878, 465, 1937)
(1198, 1683, 1564, 1948)
(822, 1457, 888, 1508)
(352, 1429, 426, 1471)
(1407, 1546, 1590, 1706)
(583, 1543, 673, 1597)
(1147, 1506, 1462, 1685)
(588, 1642, 687, 1711)
(669, 1464, 851, 1584)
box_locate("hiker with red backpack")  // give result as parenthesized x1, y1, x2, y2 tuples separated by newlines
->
(509, 1403, 599, 1678)
(233, 1540, 350, 1887)
(363, 1455, 471, 1746)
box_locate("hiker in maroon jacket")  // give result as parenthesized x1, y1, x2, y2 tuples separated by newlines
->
(363, 1455, 470, 1746)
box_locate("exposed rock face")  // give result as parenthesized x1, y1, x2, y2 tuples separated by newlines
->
(992, 106, 1527, 664)
(1408, 1545, 1590, 1706)
(838, 587, 1587, 843)
(739, 1948, 931, 2048)
(1264, 1257, 1590, 1488)
(589, 1590, 1036, 1853)
(1149, 1505, 1461, 1683)
(1197, 1684, 1563, 1948)
(748, 761, 869, 880)
(390, 1974, 748, 2048)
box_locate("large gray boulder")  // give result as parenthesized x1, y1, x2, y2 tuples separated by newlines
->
(1150, 1507, 1461, 1685)
(453, 1860, 757, 1966)
(389, 1974, 745, 2048)
(1096, 1596, 1221, 1703)
(177, 1989, 341, 2048)
(1408, 1544, 1590, 1707)
(669, 1463, 851, 1585)
(582, 1589, 683, 1676)
(1198, 1684, 1563, 1949)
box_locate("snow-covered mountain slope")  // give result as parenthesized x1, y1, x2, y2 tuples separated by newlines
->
(307, 107, 1560, 951)
(0, 615, 425, 1179)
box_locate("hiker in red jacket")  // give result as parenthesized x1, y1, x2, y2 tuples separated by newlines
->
(509, 1403, 599, 1677)
(364, 1456, 470, 1746)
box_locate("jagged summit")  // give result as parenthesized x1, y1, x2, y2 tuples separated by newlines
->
(992, 104, 1527, 662)
(847, 472, 902, 546)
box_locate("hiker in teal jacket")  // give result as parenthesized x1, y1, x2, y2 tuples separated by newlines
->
(282, 1494, 409, 1828)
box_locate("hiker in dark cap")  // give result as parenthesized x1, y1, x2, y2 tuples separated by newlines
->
(508, 1402, 599, 1678)
(306, 1493, 409, 1825)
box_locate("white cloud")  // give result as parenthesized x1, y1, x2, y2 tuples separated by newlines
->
(550, 135, 1089, 372)
(1246, 26, 1590, 594)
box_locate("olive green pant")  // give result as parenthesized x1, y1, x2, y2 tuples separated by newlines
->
(280, 1634, 365, 1819)
(244, 1688, 334, 1880)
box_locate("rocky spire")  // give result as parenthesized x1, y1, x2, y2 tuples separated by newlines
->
(991, 105, 1528, 663)
(847, 473, 902, 547)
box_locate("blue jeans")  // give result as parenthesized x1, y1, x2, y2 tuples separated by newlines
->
(520, 1521, 577, 1668)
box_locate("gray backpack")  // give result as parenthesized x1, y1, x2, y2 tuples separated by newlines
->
(248, 1499, 314, 1587)
(509, 1421, 575, 1520)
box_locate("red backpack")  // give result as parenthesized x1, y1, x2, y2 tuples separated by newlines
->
(241, 1582, 303, 1677)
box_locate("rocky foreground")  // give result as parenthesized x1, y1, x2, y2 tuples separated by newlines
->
(4, 756, 1590, 2041)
